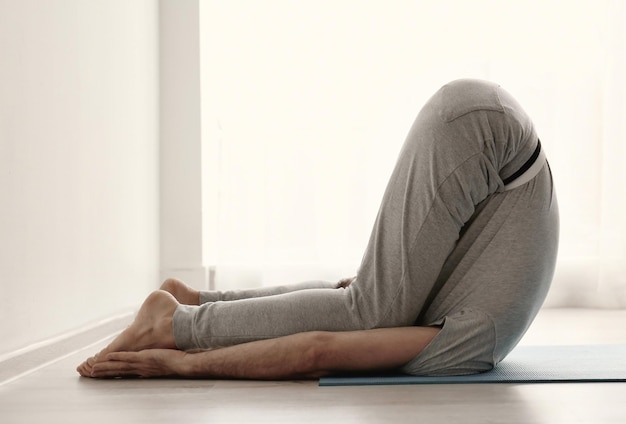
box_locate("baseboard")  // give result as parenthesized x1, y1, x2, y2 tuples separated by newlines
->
(0, 311, 133, 386)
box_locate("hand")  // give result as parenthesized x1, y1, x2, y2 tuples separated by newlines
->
(89, 349, 187, 378)
(336, 276, 356, 289)
(76, 354, 99, 377)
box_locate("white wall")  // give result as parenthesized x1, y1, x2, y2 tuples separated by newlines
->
(0, 0, 159, 356)
(159, 0, 212, 290)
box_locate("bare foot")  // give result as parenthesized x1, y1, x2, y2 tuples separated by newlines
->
(77, 290, 178, 377)
(160, 278, 200, 305)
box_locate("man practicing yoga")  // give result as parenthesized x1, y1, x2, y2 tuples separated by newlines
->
(77, 79, 559, 379)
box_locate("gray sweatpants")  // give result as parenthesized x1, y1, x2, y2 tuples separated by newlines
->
(173, 79, 559, 376)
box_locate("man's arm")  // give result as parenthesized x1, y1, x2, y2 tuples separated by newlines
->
(89, 327, 440, 379)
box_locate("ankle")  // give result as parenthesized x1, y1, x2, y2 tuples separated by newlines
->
(156, 315, 177, 349)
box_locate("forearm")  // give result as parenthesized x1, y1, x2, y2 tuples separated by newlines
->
(179, 326, 439, 380)
(88, 327, 438, 379)
(180, 332, 329, 380)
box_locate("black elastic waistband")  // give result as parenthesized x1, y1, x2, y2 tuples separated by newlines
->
(502, 139, 542, 186)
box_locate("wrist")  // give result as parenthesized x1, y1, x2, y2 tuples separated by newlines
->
(175, 351, 198, 377)
(176, 349, 218, 377)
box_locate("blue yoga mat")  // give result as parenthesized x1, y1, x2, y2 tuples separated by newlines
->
(319, 344, 626, 386)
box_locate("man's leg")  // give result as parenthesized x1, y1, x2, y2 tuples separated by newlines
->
(401, 163, 559, 375)
(170, 79, 539, 350)
(197, 280, 342, 304)
(160, 278, 340, 305)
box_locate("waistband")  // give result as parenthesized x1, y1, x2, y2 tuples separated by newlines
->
(502, 139, 546, 191)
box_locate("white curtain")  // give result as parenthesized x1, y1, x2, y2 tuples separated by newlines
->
(201, 0, 626, 308)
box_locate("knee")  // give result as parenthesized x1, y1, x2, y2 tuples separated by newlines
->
(436, 79, 502, 123)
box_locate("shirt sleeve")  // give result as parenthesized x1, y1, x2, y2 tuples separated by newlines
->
(400, 308, 497, 376)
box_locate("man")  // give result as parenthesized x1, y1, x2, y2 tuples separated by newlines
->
(78, 79, 559, 379)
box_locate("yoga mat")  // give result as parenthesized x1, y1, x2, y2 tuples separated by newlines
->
(319, 344, 626, 386)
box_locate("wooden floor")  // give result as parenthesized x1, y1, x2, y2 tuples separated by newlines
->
(1, 309, 626, 424)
